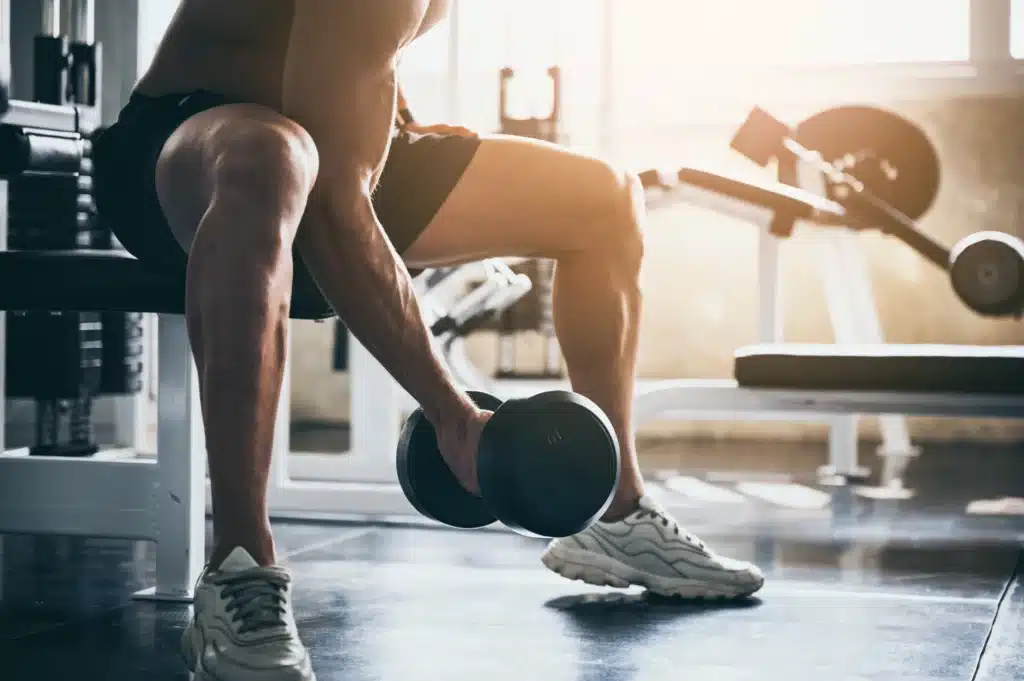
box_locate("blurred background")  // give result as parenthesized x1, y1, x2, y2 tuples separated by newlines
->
(12, 0, 1023, 461)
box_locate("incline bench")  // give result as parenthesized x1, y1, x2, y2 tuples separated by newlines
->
(643, 165, 1024, 408)
(634, 157, 1024, 444)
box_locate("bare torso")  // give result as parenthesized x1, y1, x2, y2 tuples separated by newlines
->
(135, 0, 450, 110)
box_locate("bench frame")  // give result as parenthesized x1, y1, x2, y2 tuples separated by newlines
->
(0, 101, 205, 600)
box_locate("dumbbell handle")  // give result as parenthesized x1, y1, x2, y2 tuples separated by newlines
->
(780, 137, 952, 269)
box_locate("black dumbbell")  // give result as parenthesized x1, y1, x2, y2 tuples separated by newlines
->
(396, 390, 620, 537)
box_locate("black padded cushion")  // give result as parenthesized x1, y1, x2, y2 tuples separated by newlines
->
(0, 250, 335, 320)
(735, 343, 1024, 395)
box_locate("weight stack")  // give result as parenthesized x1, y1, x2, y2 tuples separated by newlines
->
(100, 312, 145, 394)
(5, 132, 103, 456)
(5, 310, 102, 399)
(6, 139, 104, 398)
(80, 134, 146, 396)
(492, 259, 563, 379)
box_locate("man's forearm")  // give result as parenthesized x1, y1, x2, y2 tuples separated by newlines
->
(281, 4, 470, 429)
(296, 189, 473, 426)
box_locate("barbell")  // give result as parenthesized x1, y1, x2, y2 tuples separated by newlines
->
(731, 105, 1024, 319)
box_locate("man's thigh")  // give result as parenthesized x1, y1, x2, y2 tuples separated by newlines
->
(371, 129, 481, 255)
(397, 134, 632, 269)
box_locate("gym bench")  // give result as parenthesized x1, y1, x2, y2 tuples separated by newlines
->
(640, 162, 1024, 423)
(0, 101, 204, 600)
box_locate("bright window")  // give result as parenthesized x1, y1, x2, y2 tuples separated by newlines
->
(399, 18, 452, 122)
(137, 1, 181, 77)
(1013, 0, 1024, 58)
(613, 0, 971, 73)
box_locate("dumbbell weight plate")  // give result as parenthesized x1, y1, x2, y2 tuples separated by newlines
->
(476, 390, 620, 538)
(795, 105, 941, 221)
(949, 231, 1024, 317)
(396, 391, 503, 529)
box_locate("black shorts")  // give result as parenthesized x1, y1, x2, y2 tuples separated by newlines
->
(93, 91, 480, 318)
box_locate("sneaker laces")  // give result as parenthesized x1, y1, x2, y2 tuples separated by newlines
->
(209, 568, 291, 635)
(636, 503, 706, 551)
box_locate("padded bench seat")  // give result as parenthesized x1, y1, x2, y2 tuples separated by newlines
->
(735, 343, 1024, 396)
(0, 250, 334, 320)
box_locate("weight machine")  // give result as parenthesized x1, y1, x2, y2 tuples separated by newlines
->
(0, 0, 207, 601)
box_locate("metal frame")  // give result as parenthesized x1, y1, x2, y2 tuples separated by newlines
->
(0, 313, 205, 601)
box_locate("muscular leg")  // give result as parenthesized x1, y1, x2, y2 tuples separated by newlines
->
(155, 104, 319, 567)
(402, 135, 646, 519)
(402, 134, 763, 598)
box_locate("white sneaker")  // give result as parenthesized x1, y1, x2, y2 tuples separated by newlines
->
(542, 496, 764, 599)
(181, 547, 315, 681)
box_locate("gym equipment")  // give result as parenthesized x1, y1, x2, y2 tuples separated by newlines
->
(494, 66, 563, 379)
(334, 259, 533, 372)
(36, 0, 102, 108)
(1, 1, 145, 457)
(396, 389, 619, 537)
(494, 259, 561, 379)
(949, 231, 1024, 318)
(395, 390, 499, 530)
(499, 66, 561, 143)
(3, 1, 106, 457)
(423, 260, 533, 340)
(730, 105, 1024, 319)
(793, 105, 941, 222)
(0, 0, 201, 602)
(735, 344, 1024, 395)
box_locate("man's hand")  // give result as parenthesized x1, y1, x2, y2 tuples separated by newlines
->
(403, 121, 477, 138)
(434, 408, 493, 496)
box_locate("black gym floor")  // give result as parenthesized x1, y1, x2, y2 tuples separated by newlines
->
(1, 440, 1022, 681)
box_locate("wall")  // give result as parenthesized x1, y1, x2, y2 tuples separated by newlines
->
(289, 92, 1024, 442)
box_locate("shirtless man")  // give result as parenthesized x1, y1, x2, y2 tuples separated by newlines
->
(93, 1, 763, 678)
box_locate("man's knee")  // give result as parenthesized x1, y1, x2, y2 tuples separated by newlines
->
(153, 113, 318, 285)
(157, 110, 319, 265)
(207, 116, 320, 219)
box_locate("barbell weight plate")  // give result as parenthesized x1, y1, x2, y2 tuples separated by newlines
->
(949, 231, 1024, 317)
(395, 390, 504, 529)
(476, 390, 620, 538)
(795, 105, 941, 221)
